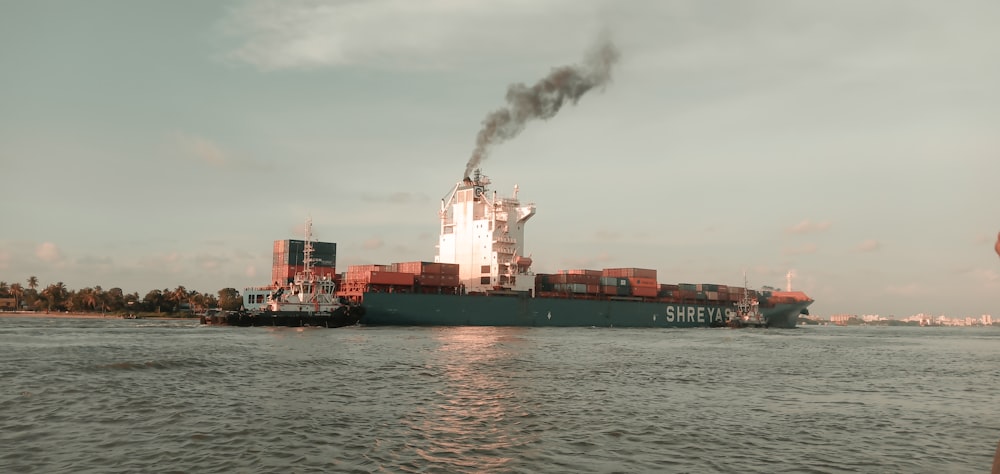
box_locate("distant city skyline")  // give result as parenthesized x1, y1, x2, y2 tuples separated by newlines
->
(2, 1, 998, 318)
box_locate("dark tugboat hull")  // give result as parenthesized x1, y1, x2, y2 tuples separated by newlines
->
(202, 307, 362, 328)
(228, 311, 359, 328)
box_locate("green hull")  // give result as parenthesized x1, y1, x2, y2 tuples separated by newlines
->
(360, 292, 810, 328)
(760, 300, 814, 329)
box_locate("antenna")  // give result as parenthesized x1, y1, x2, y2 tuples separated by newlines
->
(786, 269, 796, 292)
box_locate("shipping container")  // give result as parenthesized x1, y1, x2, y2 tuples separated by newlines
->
(560, 269, 602, 276)
(631, 286, 658, 298)
(627, 277, 658, 288)
(554, 283, 589, 294)
(347, 264, 391, 275)
(416, 274, 442, 286)
(602, 268, 657, 279)
(550, 273, 600, 285)
(369, 272, 415, 286)
(600, 276, 629, 287)
(273, 240, 337, 267)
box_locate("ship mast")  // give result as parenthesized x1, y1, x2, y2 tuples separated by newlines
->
(302, 217, 315, 277)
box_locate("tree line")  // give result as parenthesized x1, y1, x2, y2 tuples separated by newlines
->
(0, 276, 244, 316)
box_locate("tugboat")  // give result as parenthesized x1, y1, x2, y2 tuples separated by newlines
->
(722, 273, 767, 328)
(203, 219, 363, 328)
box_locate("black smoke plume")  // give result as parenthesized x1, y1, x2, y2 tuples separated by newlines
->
(463, 37, 620, 178)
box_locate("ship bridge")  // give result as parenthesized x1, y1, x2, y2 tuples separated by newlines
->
(436, 170, 535, 293)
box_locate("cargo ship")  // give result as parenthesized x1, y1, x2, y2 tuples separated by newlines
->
(337, 170, 813, 328)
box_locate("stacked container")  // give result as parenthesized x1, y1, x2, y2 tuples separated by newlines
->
(602, 268, 658, 298)
(338, 261, 463, 299)
(393, 261, 461, 293)
(272, 239, 337, 284)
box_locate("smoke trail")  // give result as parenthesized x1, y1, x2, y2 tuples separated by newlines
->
(463, 37, 621, 178)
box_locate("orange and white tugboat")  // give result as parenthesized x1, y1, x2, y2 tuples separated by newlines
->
(203, 219, 363, 328)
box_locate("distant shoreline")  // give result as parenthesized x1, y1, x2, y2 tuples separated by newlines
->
(0, 311, 190, 321)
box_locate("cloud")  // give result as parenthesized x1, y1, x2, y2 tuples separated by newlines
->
(35, 242, 63, 263)
(137, 253, 184, 274)
(783, 243, 818, 256)
(594, 229, 623, 242)
(362, 238, 384, 250)
(975, 232, 1000, 250)
(176, 133, 229, 166)
(197, 255, 230, 271)
(218, 0, 589, 71)
(786, 220, 831, 234)
(220, 0, 475, 70)
(966, 268, 999, 286)
(854, 239, 880, 252)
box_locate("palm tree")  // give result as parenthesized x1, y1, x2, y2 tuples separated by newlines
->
(27, 276, 38, 291)
(9, 283, 23, 310)
(0, 281, 8, 296)
(81, 288, 98, 312)
(93, 286, 105, 314)
(169, 285, 188, 312)
(40, 283, 61, 312)
(144, 289, 164, 313)
(106, 288, 124, 312)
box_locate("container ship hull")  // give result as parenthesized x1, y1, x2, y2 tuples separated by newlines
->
(359, 292, 810, 329)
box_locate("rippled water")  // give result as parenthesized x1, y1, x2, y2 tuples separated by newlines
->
(1, 317, 997, 473)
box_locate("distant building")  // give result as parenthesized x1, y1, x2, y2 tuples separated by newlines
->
(0, 298, 15, 311)
(829, 314, 854, 325)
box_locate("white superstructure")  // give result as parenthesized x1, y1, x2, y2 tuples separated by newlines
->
(436, 170, 536, 293)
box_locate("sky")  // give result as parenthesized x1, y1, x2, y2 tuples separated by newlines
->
(1, 0, 998, 318)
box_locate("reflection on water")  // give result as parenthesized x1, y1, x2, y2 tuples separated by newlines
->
(405, 327, 536, 471)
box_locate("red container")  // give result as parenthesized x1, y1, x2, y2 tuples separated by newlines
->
(348, 264, 389, 273)
(603, 268, 657, 279)
(631, 286, 658, 297)
(561, 269, 602, 276)
(627, 277, 658, 288)
(369, 271, 415, 286)
(405, 261, 432, 274)
(417, 274, 442, 286)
